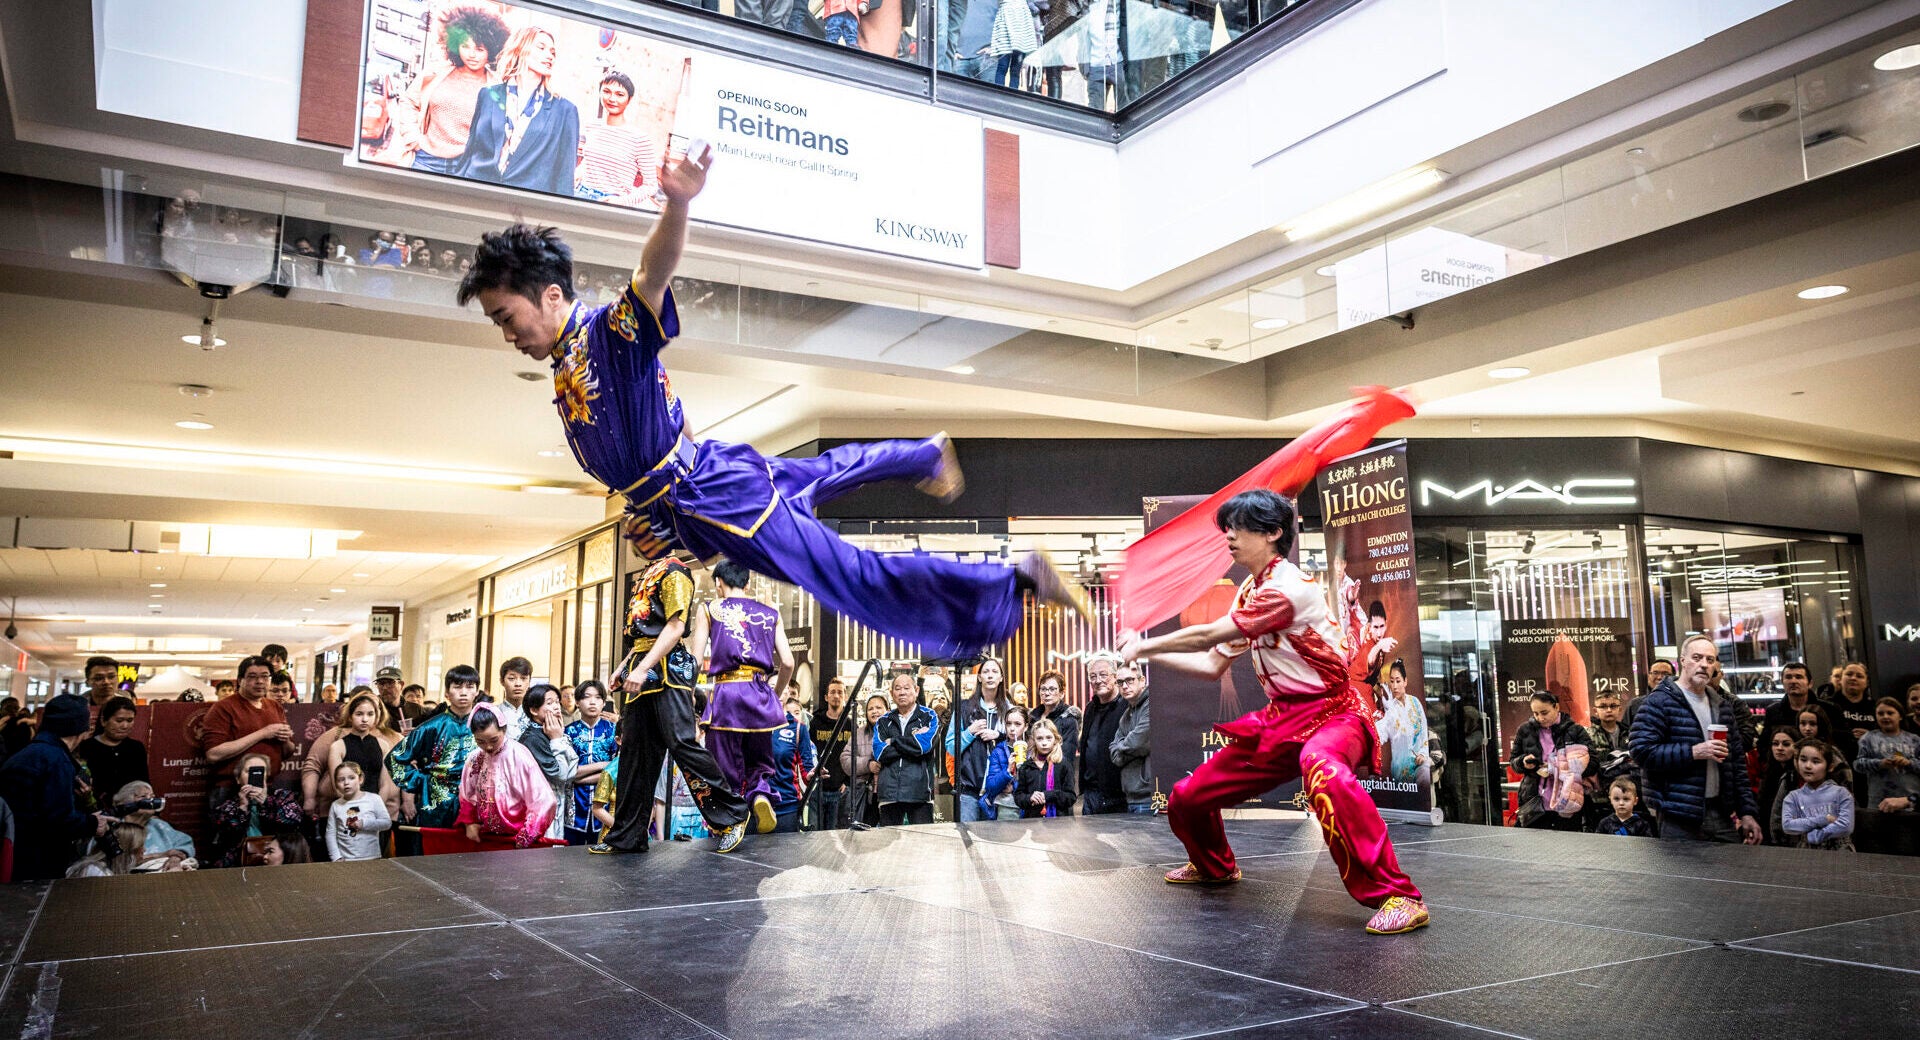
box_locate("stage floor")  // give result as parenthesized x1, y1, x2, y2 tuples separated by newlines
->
(2, 816, 1917, 1038)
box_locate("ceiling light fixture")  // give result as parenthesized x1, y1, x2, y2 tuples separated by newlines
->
(516, 371, 545, 382)
(1275, 166, 1448, 242)
(149, 583, 167, 589)
(175, 419, 214, 431)
(352, 573, 370, 579)
(149, 593, 164, 599)
(1737, 100, 1792, 123)
(1488, 366, 1531, 379)
(521, 484, 581, 495)
(1252, 318, 1290, 330)
(944, 364, 976, 375)
(330, 588, 346, 594)
(181, 333, 226, 349)
(1314, 265, 1337, 278)
(0, 436, 544, 488)
(537, 449, 567, 458)
(1796, 284, 1849, 300)
(1873, 43, 1920, 71)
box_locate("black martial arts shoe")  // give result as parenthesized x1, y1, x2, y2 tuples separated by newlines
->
(914, 431, 966, 504)
(1017, 549, 1094, 623)
(715, 820, 748, 853)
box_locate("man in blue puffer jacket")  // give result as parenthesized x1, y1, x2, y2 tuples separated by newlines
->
(1628, 634, 1762, 844)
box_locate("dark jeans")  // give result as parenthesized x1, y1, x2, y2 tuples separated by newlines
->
(1657, 800, 1742, 843)
(811, 789, 844, 830)
(605, 688, 748, 851)
(994, 51, 1025, 87)
(1081, 789, 1125, 815)
(879, 801, 934, 826)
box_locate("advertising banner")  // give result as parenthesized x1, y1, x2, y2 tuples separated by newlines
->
(1139, 494, 1295, 808)
(1314, 440, 1434, 820)
(1494, 617, 1636, 762)
(1334, 227, 1552, 331)
(142, 701, 341, 853)
(359, 0, 983, 266)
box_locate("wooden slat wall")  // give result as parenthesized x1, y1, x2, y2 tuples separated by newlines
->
(983, 129, 1021, 270)
(298, 0, 364, 149)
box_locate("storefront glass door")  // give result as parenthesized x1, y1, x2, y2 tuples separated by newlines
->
(1414, 525, 1647, 826)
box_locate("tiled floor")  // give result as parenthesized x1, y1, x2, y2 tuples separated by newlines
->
(4, 817, 1914, 1038)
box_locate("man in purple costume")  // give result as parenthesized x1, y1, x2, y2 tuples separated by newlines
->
(458, 145, 1090, 660)
(694, 558, 791, 833)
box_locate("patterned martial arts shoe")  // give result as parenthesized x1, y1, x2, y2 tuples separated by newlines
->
(1364, 896, 1431, 934)
(1163, 862, 1242, 885)
(715, 820, 748, 853)
(914, 431, 967, 504)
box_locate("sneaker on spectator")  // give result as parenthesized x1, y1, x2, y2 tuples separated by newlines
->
(752, 794, 777, 834)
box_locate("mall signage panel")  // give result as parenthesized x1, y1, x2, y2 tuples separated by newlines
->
(1405, 439, 1644, 518)
(1494, 617, 1635, 764)
(1333, 227, 1552, 331)
(1315, 440, 1433, 821)
(369, 605, 402, 641)
(358, 0, 984, 267)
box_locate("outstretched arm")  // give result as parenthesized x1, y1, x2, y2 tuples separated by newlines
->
(632, 145, 710, 318)
(1122, 618, 1239, 679)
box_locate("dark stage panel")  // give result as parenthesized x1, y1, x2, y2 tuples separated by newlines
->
(521, 890, 1358, 1039)
(1395, 946, 1920, 1040)
(23, 858, 497, 962)
(6, 817, 1915, 1040)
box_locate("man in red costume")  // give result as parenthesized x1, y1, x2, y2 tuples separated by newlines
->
(1121, 488, 1429, 935)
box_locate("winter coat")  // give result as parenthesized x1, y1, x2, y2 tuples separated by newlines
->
(1628, 679, 1758, 825)
(1508, 715, 1593, 817)
(1016, 756, 1076, 818)
(1110, 691, 1152, 805)
(873, 706, 939, 805)
(0, 732, 94, 881)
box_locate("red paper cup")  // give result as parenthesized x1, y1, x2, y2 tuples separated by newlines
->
(1707, 723, 1728, 741)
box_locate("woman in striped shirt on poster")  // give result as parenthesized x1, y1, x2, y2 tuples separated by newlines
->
(575, 71, 661, 207)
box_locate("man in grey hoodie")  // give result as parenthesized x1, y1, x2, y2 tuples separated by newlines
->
(1111, 662, 1153, 813)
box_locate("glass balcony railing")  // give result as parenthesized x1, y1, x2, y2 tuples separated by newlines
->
(657, 0, 1315, 113)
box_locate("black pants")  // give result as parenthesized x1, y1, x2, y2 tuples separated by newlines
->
(879, 801, 934, 826)
(605, 687, 749, 851)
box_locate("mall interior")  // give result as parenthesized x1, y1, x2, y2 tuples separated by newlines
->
(0, 0, 1919, 1036)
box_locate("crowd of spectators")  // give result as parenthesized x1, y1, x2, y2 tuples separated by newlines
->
(4, 629, 1915, 882)
(1506, 638, 1920, 854)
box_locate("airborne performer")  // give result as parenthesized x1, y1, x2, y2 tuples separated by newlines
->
(457, 145, 1089, 661)
(1122, 489, 1429, 934)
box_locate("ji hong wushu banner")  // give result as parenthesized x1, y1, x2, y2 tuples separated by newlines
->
(1314, 440, 1435, 822)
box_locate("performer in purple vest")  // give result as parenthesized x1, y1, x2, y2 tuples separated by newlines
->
(695, 558, 792, 834)
(457, 145, 1091, 661)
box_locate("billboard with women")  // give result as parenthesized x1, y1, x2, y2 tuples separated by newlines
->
(358, 0, 984, 267)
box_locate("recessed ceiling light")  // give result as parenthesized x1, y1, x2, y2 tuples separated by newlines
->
(149, 583, 167, 588)
(1790, 390, 1806, 396)
(1626, 146, 1646, 157)
(330, 588, 346, 594)
(516, 371, 545, 382)
(1315, 265, 1337, 277)
(175, 419, 214, 430)
(1796, 284, 1849, 299)
(1488, 366, 1531, 379)
(149, 593, 164, 599)
(521, 484, 580, 495)
(537, 449, 567, 458)
(180, 334, 227, 347)
(1874, 44, 1920, 71)
(944, 364, 976, 375)
(301, 607, 315, 612)
(1737, 100, 1792, 123)
(1253, 318, 1290, 330)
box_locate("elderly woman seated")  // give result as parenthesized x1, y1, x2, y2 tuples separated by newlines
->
(109, 781, 197, 868)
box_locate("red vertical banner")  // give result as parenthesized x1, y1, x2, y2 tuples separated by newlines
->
(1315, 440, 1434, 820)
(142, 701, 341, 852)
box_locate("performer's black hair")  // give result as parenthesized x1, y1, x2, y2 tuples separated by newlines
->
(457, 225, 575, 306)
(1214, 489, 1296, 556)
(445, 663, 481, 691)
(1368, 599, 1387, 620)
(712, 559, 752, 590)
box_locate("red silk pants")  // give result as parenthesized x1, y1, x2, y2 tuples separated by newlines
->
(1167, 712, 1422, 908)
